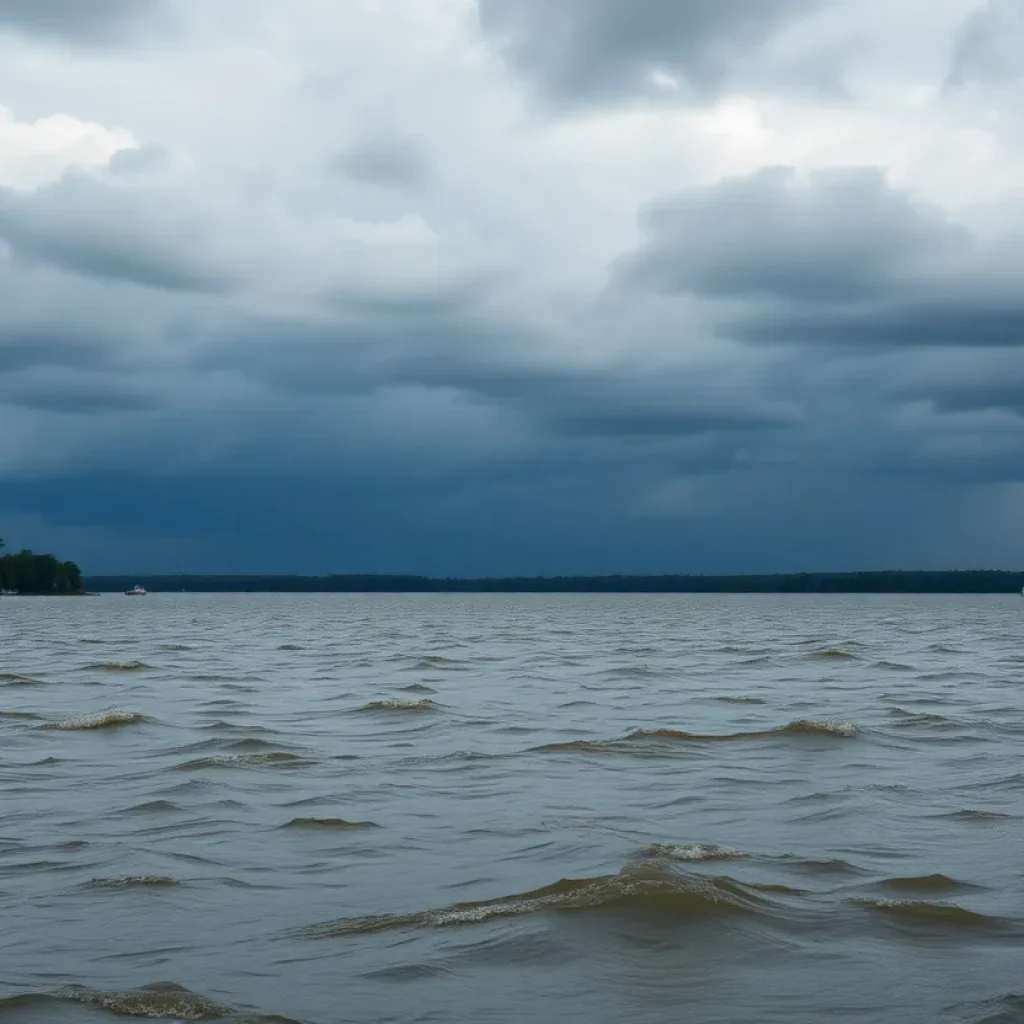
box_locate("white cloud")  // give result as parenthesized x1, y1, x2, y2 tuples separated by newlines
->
(0, 104, 135, 190)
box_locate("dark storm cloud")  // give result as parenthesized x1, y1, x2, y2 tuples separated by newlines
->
(0, 175, 230, 294)
(621, 166, 968, 303)
(946, 0, 1024, 88)
(0, 329, 120, 373)
(197, 301, 790, 454)
(884, 349, 1024, 415)
(0, 0, 158, 42)
(0, 373, 160, 414)
(616, 163, 1024, 355)
(476, 0, 816, 102)
(730, 301, 1024, 350)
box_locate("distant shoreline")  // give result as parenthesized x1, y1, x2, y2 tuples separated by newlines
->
(82, 572, 1024, 594)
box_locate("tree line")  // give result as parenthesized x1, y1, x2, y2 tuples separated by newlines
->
(0, 538, 84, 595)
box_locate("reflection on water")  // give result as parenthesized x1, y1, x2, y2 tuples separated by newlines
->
(1, 593, 1023, 1023)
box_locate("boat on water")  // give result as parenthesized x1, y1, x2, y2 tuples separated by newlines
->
(124, 584, 147, 596)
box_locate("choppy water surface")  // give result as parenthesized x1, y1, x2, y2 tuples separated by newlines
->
(1, 594, 1023, 1024)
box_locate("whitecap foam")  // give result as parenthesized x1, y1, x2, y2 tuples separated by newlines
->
(42, 710, 149, 731)
(647, 843, 746, 862)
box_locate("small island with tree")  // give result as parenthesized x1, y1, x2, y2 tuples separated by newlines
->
(0, 537, 84, 596)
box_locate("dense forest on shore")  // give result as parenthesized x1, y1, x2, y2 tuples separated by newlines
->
(84, 571, 1024, 594)
(0, 538, 84, 595)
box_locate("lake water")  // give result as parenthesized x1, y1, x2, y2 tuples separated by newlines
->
(1, 593, 1023, 1024)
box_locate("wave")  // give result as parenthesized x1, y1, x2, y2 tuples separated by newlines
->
(84, 660, 152, 672)
(887, 709, 957, 728)
(280, 817, 381, 830)
(809, 649, 859, 660)
(0, 982, 301, 1023)
(399, 655, 469, 672)
(174, 752, 305, 770)
(295, 861, 777, 939)
(645, 843, 746, 862)
(81, 875, 181, 890)
(400, 683, 438, 694)
(0, 672, 43, 686)
(277, 644, 304, 651)
(878, 874, 978, 894)
(953, 993, 1024, 1024)
(714, 696, 767, 705)
(358, 699, 438, 713)
(42, 710, 149, 731)
(533, 719, 856, 754)
(0, 710, 41, 720)
(646, 719, 857, 739)
(853, 898, 1009, 932)
(940, 809, 1015, 823)
(198, 721, 279, 735)
(171, 736, 289, 757)
(592, 666, 666, 681)
(126, 800, 182, 813)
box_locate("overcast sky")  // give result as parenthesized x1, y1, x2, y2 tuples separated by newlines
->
(0, 0, 1022, 575)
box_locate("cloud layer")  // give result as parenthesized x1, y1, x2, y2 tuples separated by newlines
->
(0, 0, 1022, 574)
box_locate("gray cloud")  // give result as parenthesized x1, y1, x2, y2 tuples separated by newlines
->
(882, 349, 1024, 416)
(616, 163, 1024, 357)
(330, 135, 429, 187)
(730, 301, 1024, 350)
(0, 329, 120, 373)
(0, 371, 161, 414)
(621, 166, 968, 303)
(0, 0, 157, 42)
(0, 174, 231, 294)
(476, 0, 816, 102)
(947, 0, 1024, 88)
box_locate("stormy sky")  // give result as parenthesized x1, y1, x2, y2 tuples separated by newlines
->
(0, 0, 1022, 575)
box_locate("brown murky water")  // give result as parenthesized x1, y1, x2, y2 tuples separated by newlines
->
(1, 593, 1022, 1023)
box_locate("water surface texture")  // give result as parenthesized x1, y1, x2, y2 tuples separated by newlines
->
(1, 594, 1022, 1024)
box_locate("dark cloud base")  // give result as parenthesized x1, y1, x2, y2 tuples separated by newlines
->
(0, 0, 159, 42)
(1, 464, 1010, 577)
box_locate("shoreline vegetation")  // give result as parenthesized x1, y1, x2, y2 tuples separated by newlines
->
(81, 571, 1024, 594)
(0, 538, 84, 596)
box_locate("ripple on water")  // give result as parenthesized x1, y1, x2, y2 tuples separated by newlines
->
(80, 876, 181, 890)
(0, 672, 45, 686)
(83, 661, 153, 673)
